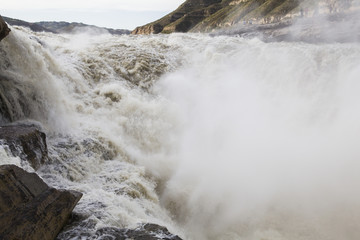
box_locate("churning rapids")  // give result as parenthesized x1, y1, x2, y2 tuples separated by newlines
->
(1, 26, 360, 240)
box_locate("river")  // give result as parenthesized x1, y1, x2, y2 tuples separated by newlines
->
(1, 26, 360, 240)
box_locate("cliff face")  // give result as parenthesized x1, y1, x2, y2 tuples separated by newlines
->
(132, 0, 356, 34)
(131, 0, 300, 34)
(132, 0, 224, 34)
(0, 16, 11, 41)
(36, 21, 131, 35)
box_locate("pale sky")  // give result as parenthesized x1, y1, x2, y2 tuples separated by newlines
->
(1, 0, 185, 30)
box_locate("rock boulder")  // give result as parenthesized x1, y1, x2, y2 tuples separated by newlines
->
(0, 165, 82, 240)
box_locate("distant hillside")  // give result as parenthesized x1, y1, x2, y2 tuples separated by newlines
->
(36, 21, 130, 35)
(2, 17, 55, 33)
(132, 0, 359, 34)
(3, 17, 130, 35)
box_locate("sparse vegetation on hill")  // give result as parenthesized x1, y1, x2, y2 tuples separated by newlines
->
(132, 0, 359, 34)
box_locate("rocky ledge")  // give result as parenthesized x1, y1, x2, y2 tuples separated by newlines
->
(0, 15, 11, 41)
(0, 124, 48, 170)
(0, 164, 82, 240)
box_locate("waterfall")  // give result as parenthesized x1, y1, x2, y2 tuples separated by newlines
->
(1, 26, 360, 239)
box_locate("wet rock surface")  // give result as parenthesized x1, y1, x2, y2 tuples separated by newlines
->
(0, 124, 48, 170)
(0, 165, 82, 240)
(0, 15, 11, 41)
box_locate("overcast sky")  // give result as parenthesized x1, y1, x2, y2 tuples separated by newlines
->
(1, 0, 185, 30)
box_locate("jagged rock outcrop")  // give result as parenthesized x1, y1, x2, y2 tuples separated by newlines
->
(0, 124, 48, 170)
(0, 164, 82, 240)
(0, 15, 11, 41)
(95, 223, 183, 240)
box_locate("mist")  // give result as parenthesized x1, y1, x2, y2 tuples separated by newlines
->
(155, 35, 360, 239)
(2, 11, 360, 239)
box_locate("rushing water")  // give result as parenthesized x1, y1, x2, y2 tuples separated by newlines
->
(1, 26, 360, 240)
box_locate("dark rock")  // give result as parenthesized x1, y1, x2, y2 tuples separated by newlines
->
(0, 124, 48, 170)
(0, 165, 82, 240)
(95, 223, 183, 240)
(0, 15, 11, 41)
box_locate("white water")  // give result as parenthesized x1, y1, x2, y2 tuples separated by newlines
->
(1, 26, 360, 240)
